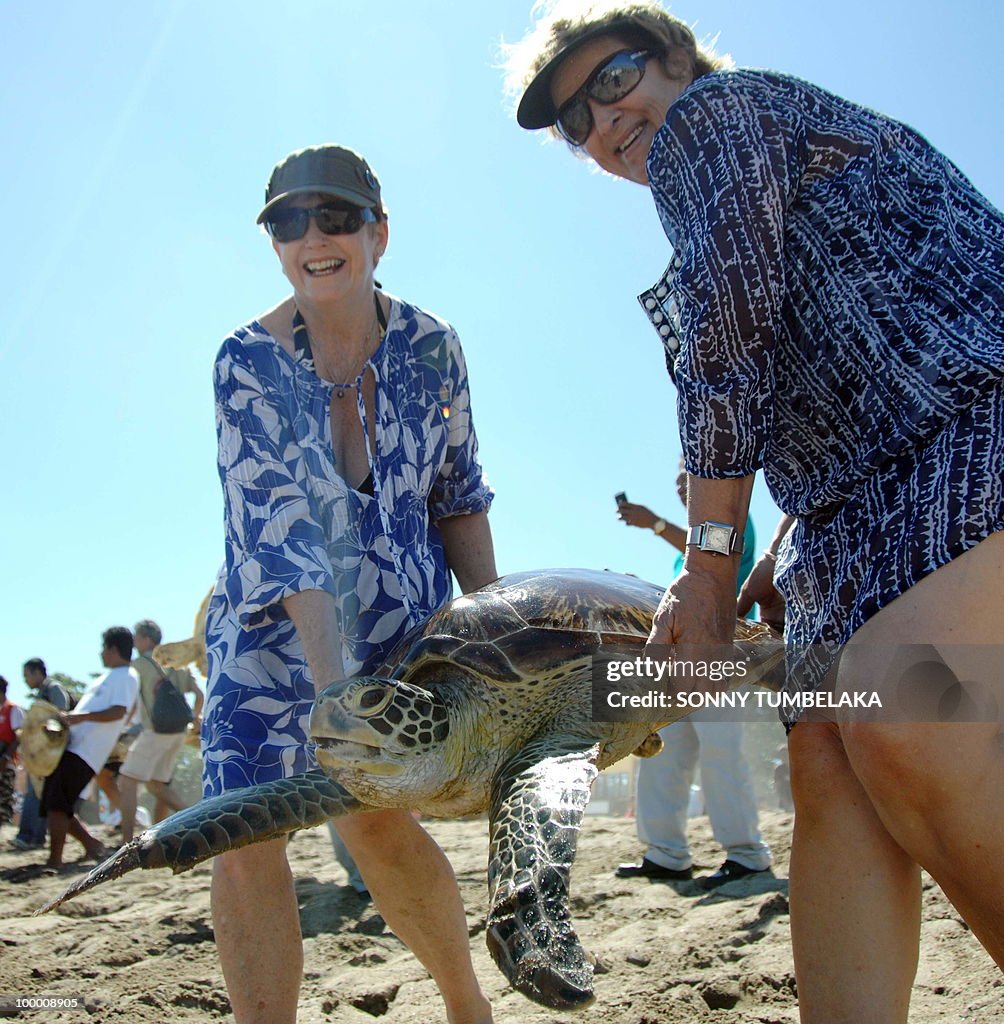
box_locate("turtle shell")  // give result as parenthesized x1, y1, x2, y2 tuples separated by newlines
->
(372, 568, 664, 687)
(18, 700, 69, 782)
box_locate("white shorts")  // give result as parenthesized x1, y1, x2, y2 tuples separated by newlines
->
(120, 729, 187, 784)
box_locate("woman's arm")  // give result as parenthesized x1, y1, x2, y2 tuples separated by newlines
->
(649, 473, 755, 648)
(283, 513, 497, 693)
(283, 512, 496, 692)
(427, 324, 495, 595)
(282, 589, 346, 695)
(438, 510, 498, 594)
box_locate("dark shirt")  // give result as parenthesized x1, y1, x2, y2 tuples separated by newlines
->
(640, 69, 1003, 521)
(37, 678, 72, 711)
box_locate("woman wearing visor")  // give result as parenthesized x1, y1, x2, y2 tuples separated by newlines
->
(509, 2, 1003, 1020)
(205, 144, 496, 1024)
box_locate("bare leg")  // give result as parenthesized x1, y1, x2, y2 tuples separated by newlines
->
(212, 838, 302, 1024)
(788, 723, 920, 1024)
(95, 768, 121, 813)
(67, 815, 106, 858)
(45, 809, 70, 867)
(336, 809, 493, 1024)
(119, 775, 141, 844)
(836, 533, 1004, 969)
(146, 779, 188, 818)
(788, 533, 1004, 1021)
(46, 810, 104, 867)
(842, 719, 1004, 967)
(154, 798, 171, 823)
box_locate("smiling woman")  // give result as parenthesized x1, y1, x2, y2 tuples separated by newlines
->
(201, 143, 498, 1024)
(508, 1, 1004, 1021)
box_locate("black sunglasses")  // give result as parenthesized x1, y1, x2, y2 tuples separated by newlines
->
(556, 49, 654, 147)
(264, 203, 377, 243)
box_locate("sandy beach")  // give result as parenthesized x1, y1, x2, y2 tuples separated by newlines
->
(2, 805, 1002, 1023)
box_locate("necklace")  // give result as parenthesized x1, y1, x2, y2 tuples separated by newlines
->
(292, 293, 387, 398)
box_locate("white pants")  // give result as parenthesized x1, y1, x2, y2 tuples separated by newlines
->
(636, 712, 770, 872)
(327, 822, 367, 894)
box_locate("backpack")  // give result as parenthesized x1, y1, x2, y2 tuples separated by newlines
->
(142, 666, 193, 735)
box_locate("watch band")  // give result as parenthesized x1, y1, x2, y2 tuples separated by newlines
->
(686, 521, 745, 556)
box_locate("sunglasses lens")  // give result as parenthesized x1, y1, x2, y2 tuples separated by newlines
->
(590, 53, 644, 103)
(267, 204, 376, 240)
(557, 100, 592, 146)
(266, 208, 308, 242)
(555, 51, 649, 147)
(314, 207, 362, 235)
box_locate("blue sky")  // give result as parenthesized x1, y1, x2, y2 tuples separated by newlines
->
(2, 0, 1001, 704)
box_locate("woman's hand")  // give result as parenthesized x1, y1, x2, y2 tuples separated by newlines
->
(616, 502, 658, 529)
(648, 566, 738, 698)
(647, 566, 739, 695)
(649, 566, 738, 648)
(282, 589, 346, 695)
(737, 555, 786, 632)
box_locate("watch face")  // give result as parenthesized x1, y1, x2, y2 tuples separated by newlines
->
(703, 524, 734, 555)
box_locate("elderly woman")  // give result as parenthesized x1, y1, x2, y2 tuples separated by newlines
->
(510, 2, 1003, 1020)
(205, 144, 496, 1024)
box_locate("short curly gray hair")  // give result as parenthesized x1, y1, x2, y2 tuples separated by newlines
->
(504, 0, 731, 141)
(133, 619, 163, 645)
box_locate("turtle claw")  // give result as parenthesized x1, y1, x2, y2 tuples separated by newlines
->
(527, 966, 595, 1011)
(487, 917, 595, 1009)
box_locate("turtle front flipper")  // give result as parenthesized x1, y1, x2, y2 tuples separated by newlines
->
(37, 769, 368, 914)
(486, 736, 600, 1010)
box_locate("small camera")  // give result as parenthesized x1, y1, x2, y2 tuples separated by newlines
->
(614, 492, 628, 506)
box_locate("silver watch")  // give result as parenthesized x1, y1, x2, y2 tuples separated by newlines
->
(686, 521, 744, 556)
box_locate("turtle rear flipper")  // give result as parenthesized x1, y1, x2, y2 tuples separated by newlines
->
(486, 737, 600, 1010)
(37, 770, 367, 914)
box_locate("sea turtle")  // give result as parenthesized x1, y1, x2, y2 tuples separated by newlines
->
(39, 568, 782, 1009)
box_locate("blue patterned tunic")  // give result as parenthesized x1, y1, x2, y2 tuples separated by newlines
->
(638, 70, 1004, 707)
(203, 294, 493, 793)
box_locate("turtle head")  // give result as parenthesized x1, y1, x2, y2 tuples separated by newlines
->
(310, 677, 453, 799)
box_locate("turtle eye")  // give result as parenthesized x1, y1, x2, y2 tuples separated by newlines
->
(354, 684, 392, 716)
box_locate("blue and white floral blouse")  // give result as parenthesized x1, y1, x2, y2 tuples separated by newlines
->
(203, 293, 493, 793)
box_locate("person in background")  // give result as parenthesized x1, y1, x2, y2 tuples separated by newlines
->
(118, 619, 202, 844)
(510, 1, 1003, 1017)
(326, 821, 368, 898)
(92, 697, 141, 831)
(41, 628, 139, 869)
(21, 659, 72, 711)
(204, 144, 496, 1024)
(615, 460, 770, 888)
(10, 658, 72, 850)
(772, 743, 793, 813)
(0, 676, 25, 833)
